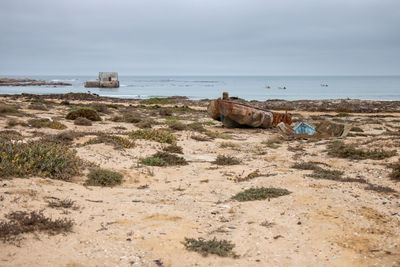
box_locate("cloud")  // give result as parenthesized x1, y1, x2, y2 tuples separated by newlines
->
(1, 0, 399, 75)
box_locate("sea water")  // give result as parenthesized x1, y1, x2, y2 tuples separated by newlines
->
(0, 75, 399, 101)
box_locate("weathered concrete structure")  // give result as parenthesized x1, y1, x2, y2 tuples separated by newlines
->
(84, 72, 119, 88)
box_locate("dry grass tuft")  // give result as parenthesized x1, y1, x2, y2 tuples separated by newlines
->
(163, 144, 183, 154)
(183, 237, 238, 258)
(0, 211, 74, 242)
(47, 198, 79, 210)
(327, 140, 396, 160)
(212, 155, 240, 165)
(74, 117, 92, 126)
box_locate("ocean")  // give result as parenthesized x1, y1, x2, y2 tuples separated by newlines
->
(1, 75, 399, 101)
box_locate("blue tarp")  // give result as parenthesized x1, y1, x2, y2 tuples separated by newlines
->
(293, 122, 316, 135)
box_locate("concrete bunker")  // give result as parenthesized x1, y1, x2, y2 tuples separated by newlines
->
(84, 72, 119, 88)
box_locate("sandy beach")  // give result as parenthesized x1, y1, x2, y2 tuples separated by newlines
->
(0, 94, 399, 267)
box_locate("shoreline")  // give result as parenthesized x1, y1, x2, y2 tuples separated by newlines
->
(2, 93, 400, 113)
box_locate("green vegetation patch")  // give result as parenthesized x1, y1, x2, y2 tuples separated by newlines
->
(84, 135, 135, 149)
(205, 131, 233, 140)
(212, 155, 240, 165)
(232, 187, 291, 202)
(167, 119, 187, 131)
(41, 131, 85, 145)
(0, 103, 20, 116)
(110, 112, 142, 123)
(74, 117, 92, 126)
(27, 103, 48, 111)
(28, 118, 67, 130)
(350, 126, 364, 132)
(187, 122, 206, 133)
(0, 140, 82, 181)
(0, 130, 23, 141)
(0, 211, 74, 242)
(143, 97, 170, 105)
(66, 108, 101, 121)
(219, 142, 238, 148)
(140, 152, 187, 166)
(327, 140, 396, 160)
(191, 135, 212, 142)
(129, 129, 177, 144)
(85, 168, 123, 187)
(336, 112, 351, 117)
(390, 161, 400, 181)
(183, 237, 238, 258)
(163, 144, 183, 154)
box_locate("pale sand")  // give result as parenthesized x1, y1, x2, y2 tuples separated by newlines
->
(0, 96, 399, 267)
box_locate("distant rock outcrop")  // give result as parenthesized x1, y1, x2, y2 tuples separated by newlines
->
(0, 78, 72, 86)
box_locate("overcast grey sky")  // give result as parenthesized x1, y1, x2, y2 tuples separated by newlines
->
(1, 0, 399, 75)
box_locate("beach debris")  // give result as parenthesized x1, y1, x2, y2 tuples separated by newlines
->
(293, 122, 316, 135)
(208, 92, 291, 128)
(277, 122, 294, 136)
(84, 72, 119, 88)
(278, 120, 350, 138)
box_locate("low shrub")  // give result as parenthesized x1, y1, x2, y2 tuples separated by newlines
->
(6, 118, 27, 128)
(129, 129, 177, 144)
(0, 139, 82, 181)
(135, 120, 153, 129)
(84, 135, 135, 149)
(28, 118, 67, 130)
(191, 135, 211, 142)
(336, 112, 351, 117)
(350, 126, 364, 132)
(390, 161, 400, 181)
(74, 117, 92, 126)
(140, 152, 187, 166)
(187, 122, 206, 133)
(183, 237, 238, 258)
(212, 155, 240, 165)
(47, 198, 78, 210)
(143, 97, 170, 105)
(205, 131, 233, 140)
(327, 140, 396, 160)
(0, 211, 74, 242)
(167, 120, 187, 131)
(163, 145, 183, 154)
(42, 131, 86, 145)
(219, 142, 238, 148)
(110, 112, 142, 123)
(27, 103, 48, 111)
(84, 168, 123, 187)
(0, 104, 20, 115)
(159, 107, 173, 116)
(232, 187, 291, 202)
(0, 130, 23, 141)
(66, 108, 101, 121)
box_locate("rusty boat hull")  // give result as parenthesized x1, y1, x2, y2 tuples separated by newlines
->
(208, 94, 292, 128)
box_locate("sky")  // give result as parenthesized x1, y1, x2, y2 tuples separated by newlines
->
(0, 0, 399, 75)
